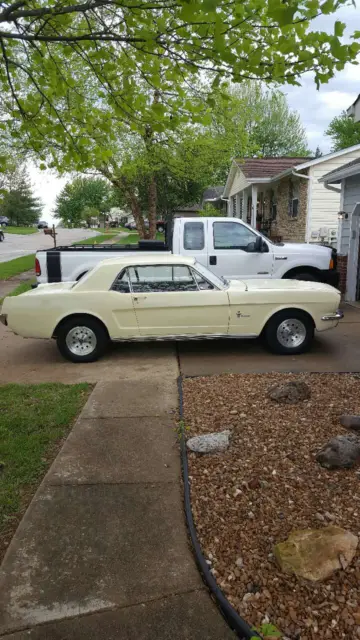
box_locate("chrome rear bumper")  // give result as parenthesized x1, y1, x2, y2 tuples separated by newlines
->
(321, 310, 344, 321)
(0, 313, 7, 326)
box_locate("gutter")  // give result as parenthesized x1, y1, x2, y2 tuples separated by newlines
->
(323, 183, 341, 194)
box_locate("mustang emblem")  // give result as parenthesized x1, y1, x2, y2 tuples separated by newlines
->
(236, 311, 250, 318)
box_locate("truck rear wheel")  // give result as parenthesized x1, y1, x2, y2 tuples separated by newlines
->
(56, 316, 109, 363)
(264, 309, 314, 355)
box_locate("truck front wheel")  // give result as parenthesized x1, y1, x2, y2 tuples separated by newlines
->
(264, 309, 314, 355)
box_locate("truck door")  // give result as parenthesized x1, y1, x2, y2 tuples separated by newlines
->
(207, 220, 274, 280)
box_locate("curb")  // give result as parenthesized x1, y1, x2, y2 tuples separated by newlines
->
(178, 376, 262, 640)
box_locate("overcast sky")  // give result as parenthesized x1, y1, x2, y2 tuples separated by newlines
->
(30, 3, 360, 224)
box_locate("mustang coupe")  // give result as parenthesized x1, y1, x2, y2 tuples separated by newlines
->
(0, 255, 342, 363)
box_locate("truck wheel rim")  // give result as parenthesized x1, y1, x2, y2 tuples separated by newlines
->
(276, 319, 306, 348)
(66, 326, 97, 356)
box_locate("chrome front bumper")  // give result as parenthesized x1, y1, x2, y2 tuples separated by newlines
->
(0, 313, 7, 326)
(321, 310, 344, 322)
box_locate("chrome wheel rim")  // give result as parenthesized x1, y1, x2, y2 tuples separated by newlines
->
(276, 319, 307, 349)
(66, 326, 97, 356)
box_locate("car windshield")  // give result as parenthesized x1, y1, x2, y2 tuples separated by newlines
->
(193, 261, 228, 289)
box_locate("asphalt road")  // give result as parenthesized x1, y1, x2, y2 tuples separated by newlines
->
(0, 228, 98, 263)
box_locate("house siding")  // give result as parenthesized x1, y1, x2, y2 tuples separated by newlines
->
(309, 148, 360, 242)
(228, 167, 250, 198)
(340, 175, 360, 255)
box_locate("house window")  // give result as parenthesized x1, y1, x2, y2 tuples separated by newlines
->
(270, 189, 277, 220)
(289, 180, 299, 218)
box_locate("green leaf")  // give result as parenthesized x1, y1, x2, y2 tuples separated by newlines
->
(334, 20, 345, 37)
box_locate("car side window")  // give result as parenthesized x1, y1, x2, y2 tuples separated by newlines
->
(111, 269, 131, 293)
(128, 265, 198, 292)
(193, 270, 214, 290)
(213, 222, 257, 250)
(184, 222, 205, 250)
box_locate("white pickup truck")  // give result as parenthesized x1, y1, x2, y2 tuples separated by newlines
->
(35, 217, 339, 287)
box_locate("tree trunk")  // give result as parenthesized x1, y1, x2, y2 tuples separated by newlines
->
(148, 175, 157, 239)
(128, 191, 148, 239)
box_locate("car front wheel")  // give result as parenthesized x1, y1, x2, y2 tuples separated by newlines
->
(56, 316, 109, 363)
(264, 310, 314, 355)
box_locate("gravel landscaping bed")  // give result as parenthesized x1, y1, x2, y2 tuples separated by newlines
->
(183, 373, 360, 640)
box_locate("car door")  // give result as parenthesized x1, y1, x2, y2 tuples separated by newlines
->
(128, 264, 229, 336)
(208, 220, 274, 280)
(108, 269, 140, 338)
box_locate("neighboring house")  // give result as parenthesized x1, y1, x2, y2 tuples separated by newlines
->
(202, 186, 227, 214)
(172, 204, 201, 218)
(347, 95, 360, 123)
(223, 145, 360, 245)
(320, 158, 360, 301)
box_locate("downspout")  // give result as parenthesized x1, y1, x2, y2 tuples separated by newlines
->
(291, 169, 312, 242)
(322, 183, 341, 194)
(221, 195, 230, 217)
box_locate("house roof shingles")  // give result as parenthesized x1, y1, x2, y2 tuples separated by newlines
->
(236, 157, 312, 179)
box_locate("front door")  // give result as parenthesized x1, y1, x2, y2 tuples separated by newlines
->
(127, 264, 229, 336)
(208, 220, 274, 280)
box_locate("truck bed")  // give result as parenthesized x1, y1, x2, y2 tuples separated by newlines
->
(42, 240, 168, 252)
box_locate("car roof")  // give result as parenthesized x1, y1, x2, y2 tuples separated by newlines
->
(98, 254, 196, 268)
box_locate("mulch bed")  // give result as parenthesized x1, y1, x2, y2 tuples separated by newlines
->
(183, 373, 360, 640)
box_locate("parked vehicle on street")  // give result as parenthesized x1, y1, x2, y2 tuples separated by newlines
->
(0, 216, 9, 227)
(37, 220, 49, 229)
(34, 217, 339, 287)
(1, 255, 342, 363)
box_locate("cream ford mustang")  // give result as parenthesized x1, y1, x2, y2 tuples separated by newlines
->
(1, 255, 342, 363)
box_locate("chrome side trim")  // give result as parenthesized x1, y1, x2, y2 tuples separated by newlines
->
(0, 313, 7, 326)
(321, 310, 344, 321)
(112, 333, 258, 343)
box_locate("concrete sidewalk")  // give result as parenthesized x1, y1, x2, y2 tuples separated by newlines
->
(0, 368, 234, 638)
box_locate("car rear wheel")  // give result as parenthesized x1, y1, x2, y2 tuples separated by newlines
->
(264, 309, 314, 355)
(56, 316, 109, 363)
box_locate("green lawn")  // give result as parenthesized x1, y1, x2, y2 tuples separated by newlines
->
(0, 254, 35, 280)
(73, 233, 117, 245)
(0, 383, 91, 560)
(116, 232, 164, 245)
(4, 227, 38, 235)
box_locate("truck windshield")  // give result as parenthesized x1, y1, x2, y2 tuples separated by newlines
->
(193, 261, 228, 289)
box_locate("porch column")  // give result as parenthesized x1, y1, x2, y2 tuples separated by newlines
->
(236, 193, 241, 218)
(242, 190, 249, 221)
(251, 184, 258, 228)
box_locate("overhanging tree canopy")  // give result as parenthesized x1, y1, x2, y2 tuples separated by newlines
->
(1, 0, 360, 162)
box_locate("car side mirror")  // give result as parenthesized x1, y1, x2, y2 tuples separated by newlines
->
(247, 236, 263, 253)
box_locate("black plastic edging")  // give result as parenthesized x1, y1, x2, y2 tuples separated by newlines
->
(178, 376, 262, 640)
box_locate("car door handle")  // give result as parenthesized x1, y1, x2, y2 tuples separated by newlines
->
(209, 256, 217, 265)
(133, 295, 147, 302)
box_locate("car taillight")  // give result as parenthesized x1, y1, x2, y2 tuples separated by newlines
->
(35, 258, 41, 276)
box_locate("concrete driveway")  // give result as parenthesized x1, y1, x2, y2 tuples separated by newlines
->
(1, 305, 360, 383)
(178, 304, 360, 375)
(0, 228, 98, 263)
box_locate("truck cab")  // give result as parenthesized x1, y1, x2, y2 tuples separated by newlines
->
(172, 217, 338, 287)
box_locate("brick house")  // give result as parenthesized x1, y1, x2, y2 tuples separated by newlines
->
(223, 145, 360, 245)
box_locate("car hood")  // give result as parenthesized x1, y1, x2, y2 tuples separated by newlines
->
(240, 279, 338, 294)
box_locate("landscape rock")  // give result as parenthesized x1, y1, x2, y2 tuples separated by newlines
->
(340, 415, 360, 431)
(268, 380, 311, 404)
(186, 430, 230, 454)
(274, 526, 358, 581)
(316, 434, 360, 469)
